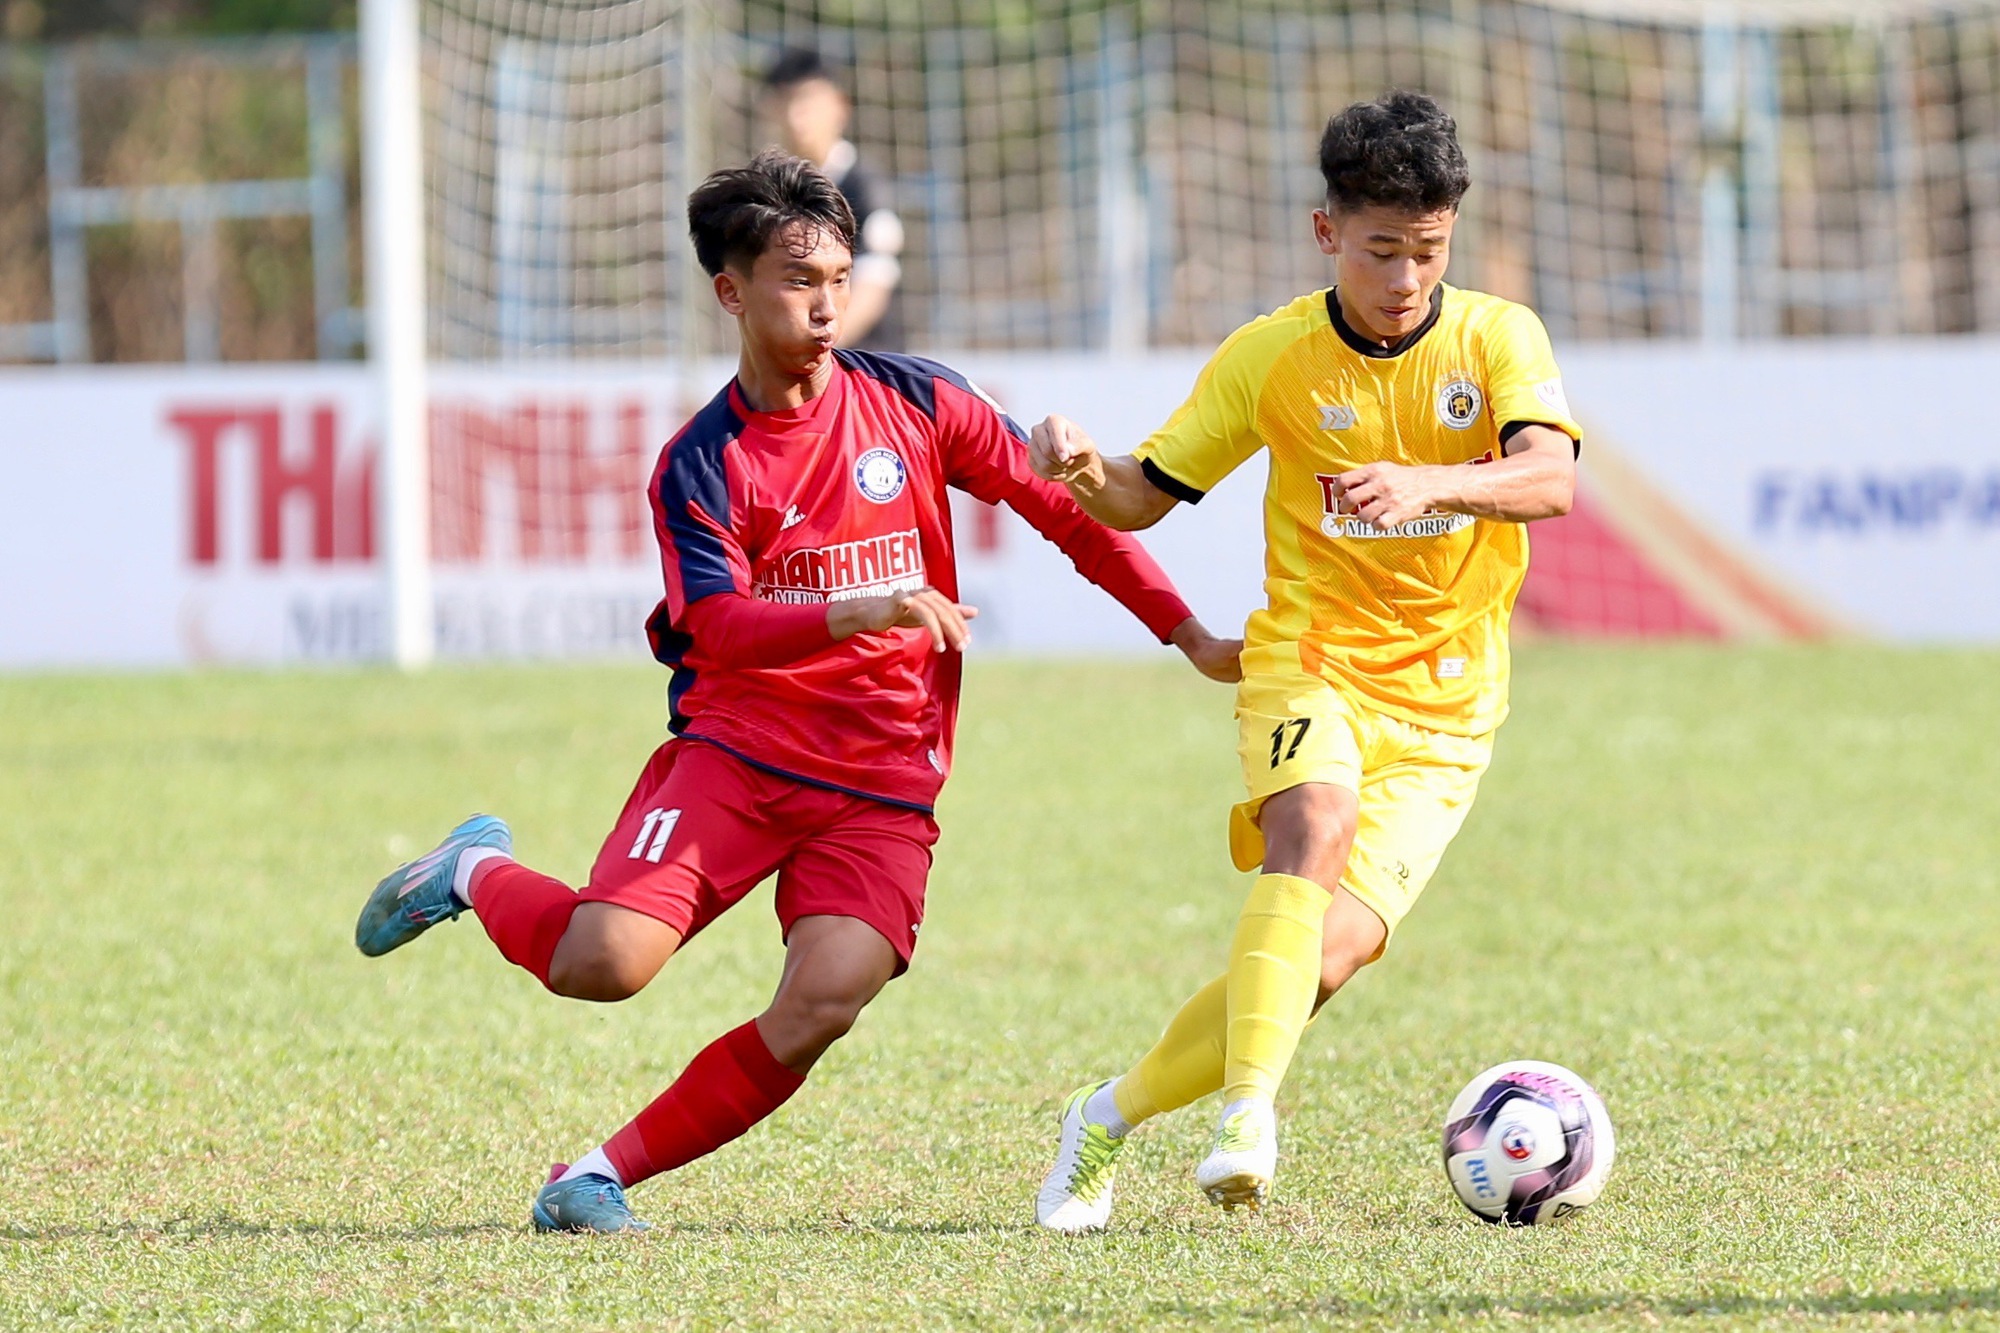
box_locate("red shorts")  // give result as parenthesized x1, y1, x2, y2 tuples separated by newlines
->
(580, 739, 940, 970)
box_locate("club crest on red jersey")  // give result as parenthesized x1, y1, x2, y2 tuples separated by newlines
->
(854, 448, 908, 503)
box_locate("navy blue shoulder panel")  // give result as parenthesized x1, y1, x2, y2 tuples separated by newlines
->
(836, 348, 968, 420)
(655, 384, 745, 611)
(663, 382, 742, 488)
(835, 348, 1027, 443)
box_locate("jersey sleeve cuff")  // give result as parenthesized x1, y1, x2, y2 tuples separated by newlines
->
(1140, 456, 1208, 505)
(1499, 419, 1583, 457)
(1142, 595, 1196, 644)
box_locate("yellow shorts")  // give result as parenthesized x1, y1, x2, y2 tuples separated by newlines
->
(1230, 672, 1494, 944)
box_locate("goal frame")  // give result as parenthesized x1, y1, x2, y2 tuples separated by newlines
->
(361, 0, 433, 669)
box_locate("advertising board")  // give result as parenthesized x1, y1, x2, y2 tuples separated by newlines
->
(3, 343, 1995, 668)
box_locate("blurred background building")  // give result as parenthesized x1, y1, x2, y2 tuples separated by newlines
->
(3, 0, 1997, 366)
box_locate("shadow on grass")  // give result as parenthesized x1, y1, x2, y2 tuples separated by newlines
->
(1, 1218, 517, 1243)
(1118, 1290, 2000, 1322)
(1, 1215, 1020, 1243)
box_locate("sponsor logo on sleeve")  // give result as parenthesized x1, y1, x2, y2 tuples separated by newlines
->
(1533, 377, 1571, 418)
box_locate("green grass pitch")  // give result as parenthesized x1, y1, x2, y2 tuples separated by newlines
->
(3, 645, 1999, 1329)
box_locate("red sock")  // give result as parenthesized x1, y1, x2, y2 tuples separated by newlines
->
(603, 1020, 806, 1188)
(468, 860, 579, 991)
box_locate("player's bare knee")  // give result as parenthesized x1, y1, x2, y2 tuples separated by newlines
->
(1317, 905, 1385, 995)
(807, 995, 865, 1047)
(1318, 938, 1376, 995)
(547, 943, 651, 1002)
(545, 904, 677, 1001)
(1301, 791, 1360, 860)
(1262, 786, 1358, 883)
(769, 967, 875, 1049)
(780, 985, 869, 1047)
(758, 1000, 858, 1066)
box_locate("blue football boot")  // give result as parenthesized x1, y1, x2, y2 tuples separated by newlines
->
(353, 814, 512, 957)
(533, 1165, 651, 1234)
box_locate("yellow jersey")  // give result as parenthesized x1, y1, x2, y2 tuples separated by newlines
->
(1134, 283, 1582, 736)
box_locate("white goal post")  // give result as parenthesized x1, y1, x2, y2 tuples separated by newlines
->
(362, 0, 434, 670)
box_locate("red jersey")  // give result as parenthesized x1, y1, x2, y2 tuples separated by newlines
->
(646, 350, 1193, 813)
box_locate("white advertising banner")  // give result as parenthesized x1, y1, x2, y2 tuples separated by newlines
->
(1557, 342, 2000, 641)
(1, 342, 1996, 669)
(3, 365, 696, 667)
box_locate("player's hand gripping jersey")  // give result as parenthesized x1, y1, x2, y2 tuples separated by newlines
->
(649, 350, 1193, 812)
(1132, 284, 1583, 737)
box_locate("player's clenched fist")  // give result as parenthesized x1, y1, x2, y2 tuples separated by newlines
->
(1336, 461, 1440, 530)
(830, 586, 979, 653)
(1029, 414, 1107, 491)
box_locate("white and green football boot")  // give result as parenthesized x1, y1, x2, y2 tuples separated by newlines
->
(1035, 1081, 1126, 1233)
(1195, 1098, 1277, 1212)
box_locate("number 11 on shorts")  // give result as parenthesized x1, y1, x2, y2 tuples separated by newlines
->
(629, 807, 682, 863)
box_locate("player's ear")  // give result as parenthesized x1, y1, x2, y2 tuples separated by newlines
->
(1312, 208, 1340, 258)
(714, 269, 747, 317)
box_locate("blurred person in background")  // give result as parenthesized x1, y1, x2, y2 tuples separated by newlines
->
(761, 48, 906, 350)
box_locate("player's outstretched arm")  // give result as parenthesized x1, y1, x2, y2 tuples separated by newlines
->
(1335, 426, 1576, 529)
(828, 586, 979, 653)
(1002, 448, 1242, 683)
(1028, 414, 1179, 531)
(925, 367, 1235, 679)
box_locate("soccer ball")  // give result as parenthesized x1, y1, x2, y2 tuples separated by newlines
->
(1441, 1060, 1615, 1226)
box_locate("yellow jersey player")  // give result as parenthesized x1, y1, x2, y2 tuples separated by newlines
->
(1030, 90, 1582, 1230)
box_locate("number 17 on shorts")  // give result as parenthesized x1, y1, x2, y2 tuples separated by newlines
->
(1236, 674, 1365, 799)
(1268, 718, 1312, 768)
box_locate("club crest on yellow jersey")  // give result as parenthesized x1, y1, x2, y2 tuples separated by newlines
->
(1436, 375, 1484, 431)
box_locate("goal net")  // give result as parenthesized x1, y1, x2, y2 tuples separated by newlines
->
(418, 0, 2000, 356)
(427, 0, 700, 360)
(400, 0, 1999, 644)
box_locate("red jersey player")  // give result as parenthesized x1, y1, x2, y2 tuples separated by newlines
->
(353, 150, 1241, 1233)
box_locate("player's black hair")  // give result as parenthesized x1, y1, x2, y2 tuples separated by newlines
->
(1318, 90, 1470, 216)
(687, 149, 857, 277)
(762, 47, 842, 92)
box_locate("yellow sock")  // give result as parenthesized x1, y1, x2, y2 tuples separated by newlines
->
(1222, 873, 1333, 1105)
(1112, 967, 1332, 1128)
(1113, 973, 1229, 1127)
